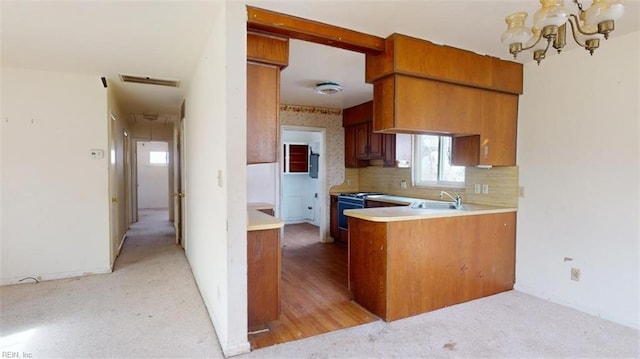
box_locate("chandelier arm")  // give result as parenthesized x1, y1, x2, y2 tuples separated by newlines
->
(541, 36, 552, 57)
(520, 32, 544, 52)
(568, 14, 599, 36)
(567, 17, 589, 49)
(572, 0, 585, 13)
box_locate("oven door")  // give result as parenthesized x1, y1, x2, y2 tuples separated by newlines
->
(338, 196, 364, 230)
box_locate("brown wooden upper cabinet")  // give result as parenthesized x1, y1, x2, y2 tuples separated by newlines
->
(247, 32, 289, 164)
(343, 101, 384, 168)
(284, 144, 309, 172)
(344, 101, 412, 168)
(366, 33, 522, 166)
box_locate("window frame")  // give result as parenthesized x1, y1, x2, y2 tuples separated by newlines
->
(411, 134, 465, 189)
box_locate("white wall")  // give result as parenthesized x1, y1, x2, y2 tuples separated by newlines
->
(247, 163, 277, 205)
(0, 67, 111, 284)
(183, 1, 248, 356)
(516, 31, 639, 329)
(136, 141, 169, 209)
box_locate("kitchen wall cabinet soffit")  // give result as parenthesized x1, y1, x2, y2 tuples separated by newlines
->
(246, 7, 523, 166)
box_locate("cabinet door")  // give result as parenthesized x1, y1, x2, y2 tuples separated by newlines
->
(247, 62, 279, 164)
(330, 196, 339, 241)
(355, 123, 370, 159)
(344, 126, 358, 168)
(369, 125, 384, 159)
(480, 92, 518, 166)
(247, 229, 281, 326)
(288, 144, 308, 172)
(382, 134, 396, 167)
(452, 135, 480, 166)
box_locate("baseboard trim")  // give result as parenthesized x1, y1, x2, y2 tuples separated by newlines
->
(118, 234, 128, 256)
(222, 342, 251, 357)
(1, 267, 113, 286)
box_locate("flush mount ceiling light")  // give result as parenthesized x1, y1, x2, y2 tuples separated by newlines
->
(501, 0, 625, 64)
(314, 82, 343, 95)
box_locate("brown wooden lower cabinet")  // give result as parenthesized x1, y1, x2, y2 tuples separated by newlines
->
(349, 212, 516, 322)
(330, 195, 340, 241)
(247, 228, 281, 327)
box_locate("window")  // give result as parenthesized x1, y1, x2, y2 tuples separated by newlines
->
(412, 135, 465, 187)
(149, 151, 168, 166)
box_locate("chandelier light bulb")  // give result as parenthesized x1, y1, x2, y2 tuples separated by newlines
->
(534, 0, 570, 30)
(584, 0, 625, 25)
(502, 12, 533, 57)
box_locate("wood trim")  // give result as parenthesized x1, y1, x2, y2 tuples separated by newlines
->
(247, 32, 289, 67)
(247, 6, 385, 54)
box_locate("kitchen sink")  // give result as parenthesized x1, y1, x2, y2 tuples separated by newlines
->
(410, 201, 467, 210)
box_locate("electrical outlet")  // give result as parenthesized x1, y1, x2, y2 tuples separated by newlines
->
(400, 180, 407, 189)
(482, 184, 489, 194)
(571, 268, 581, 282)
(346, 179, 352, 186)
(474, 184, 481, 194)
(519, 186, 525, 198)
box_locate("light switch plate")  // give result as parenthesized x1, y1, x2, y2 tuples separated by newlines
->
(89, 149, 104, 159)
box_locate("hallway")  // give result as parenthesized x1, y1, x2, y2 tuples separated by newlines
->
(0, 209, 223, 358)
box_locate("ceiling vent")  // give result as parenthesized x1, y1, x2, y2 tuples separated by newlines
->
(119, 74, 180, 88)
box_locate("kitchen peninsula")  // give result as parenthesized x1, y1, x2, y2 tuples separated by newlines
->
(345, 204, 516, 322)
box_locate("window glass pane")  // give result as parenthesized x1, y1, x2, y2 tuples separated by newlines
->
(149, 151, 168, 165)
(413, 135, 465, 187)
(439, 136, 466, 182)
(417, 135, 439, 182)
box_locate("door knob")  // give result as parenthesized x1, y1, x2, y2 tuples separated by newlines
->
(173, 192, 185, 198)
(111, 197, 118, 203)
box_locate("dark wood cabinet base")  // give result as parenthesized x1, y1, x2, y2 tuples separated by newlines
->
(349, 212, 516, 322)
(248, 228, 281, 326)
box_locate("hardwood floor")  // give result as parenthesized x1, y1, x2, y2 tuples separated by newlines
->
(248, 223, 378, 349)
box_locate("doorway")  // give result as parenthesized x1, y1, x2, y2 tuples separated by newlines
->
(135, 141, 170, 221)
(280, 126, 327, 243)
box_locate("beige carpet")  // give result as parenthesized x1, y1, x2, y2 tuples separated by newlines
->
(1, 209, 638, 358)
(0, 209, 224, 359)
(244, 290, 639, 358)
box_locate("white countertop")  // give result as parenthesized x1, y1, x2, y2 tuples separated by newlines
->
(344, 203, 516, 222)
(247, 204, 283, 231)
(248, 202, 275, 211)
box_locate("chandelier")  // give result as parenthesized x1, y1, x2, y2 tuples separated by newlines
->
(501, 0, 625, 64)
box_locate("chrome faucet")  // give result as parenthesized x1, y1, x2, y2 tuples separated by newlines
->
(440, 191, 463, 210)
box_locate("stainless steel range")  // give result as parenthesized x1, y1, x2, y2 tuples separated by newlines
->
(337, 193, 381, 230)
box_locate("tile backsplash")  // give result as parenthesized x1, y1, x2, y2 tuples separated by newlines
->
(329, 168, 359, 194)
(354, 165, 519, 207)
(464, 166, 519, 207)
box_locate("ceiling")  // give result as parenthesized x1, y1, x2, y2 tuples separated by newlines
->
(2, 1, 638, 117)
